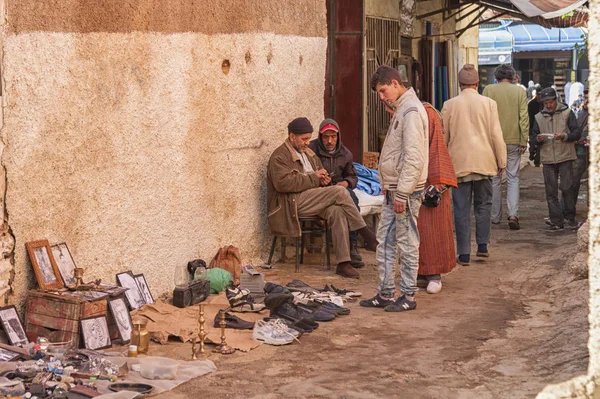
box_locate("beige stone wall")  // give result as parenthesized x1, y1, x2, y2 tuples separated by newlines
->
(1, 1, 327, 306)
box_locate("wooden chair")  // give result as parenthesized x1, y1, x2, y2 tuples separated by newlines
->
(267, 216, 332, 272)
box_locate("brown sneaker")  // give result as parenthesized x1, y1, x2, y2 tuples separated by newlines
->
(335, 262, 359, 279)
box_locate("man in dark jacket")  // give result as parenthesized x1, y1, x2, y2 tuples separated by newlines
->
(267, 117, 378, 278)
(309, 119, 364, 268)
(531, 87, 581, 231)
(572, 90, 589, 210)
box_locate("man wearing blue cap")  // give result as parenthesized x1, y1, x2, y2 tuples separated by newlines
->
(266, 117, 378, 278)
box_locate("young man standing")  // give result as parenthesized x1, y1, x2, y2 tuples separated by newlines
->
(360, 65, 428, 312)
(532, 87, 581, 231)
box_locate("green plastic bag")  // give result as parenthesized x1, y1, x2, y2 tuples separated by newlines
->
(206, 267, 233, 294)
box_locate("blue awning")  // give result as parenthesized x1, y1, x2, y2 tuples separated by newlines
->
(478, 28, 513, 65)
(507, 23, 586, 52)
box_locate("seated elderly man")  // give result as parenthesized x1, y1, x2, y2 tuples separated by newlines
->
(267, 117, 378, 279)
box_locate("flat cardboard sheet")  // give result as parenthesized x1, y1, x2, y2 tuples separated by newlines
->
(131, 294, 264, 352)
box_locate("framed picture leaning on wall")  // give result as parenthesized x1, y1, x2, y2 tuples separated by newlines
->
(134, 274, 154, 305)
(51, 242, 78, 287)
(116, 271, 145, 310)
(26, 240, 64, 290)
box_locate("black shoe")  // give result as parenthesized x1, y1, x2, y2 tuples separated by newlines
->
(384, 295, 417, 312)
(285, 280, 321, 293)
(264, 282, 290, 295)
(350, 240, 363, 262)
(566, 218, 580, 229)
(213, 312, 255, 330)
(264, 292, 294, 310)
(296, 303, 337, 321)
(272, 302, 317, 322)
(265, 316, 314, 334)
(545, 224, 564, 232)
(359, 293, 394, 308)
(313, 299, 351, 315)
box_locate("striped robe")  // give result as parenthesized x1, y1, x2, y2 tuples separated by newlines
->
(418, 104, 458, 276)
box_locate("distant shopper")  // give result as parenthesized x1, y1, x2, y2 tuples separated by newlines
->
(416, 103, 457, 294)
(531, 87, 581, 231)
(514, 74, 526, 91)
(442, 64, 506, 266)
(572, 90, 589, 211)
(309, 119, 364, 268)
(483, 64, 529, 230)
(528, 87, 543, 167)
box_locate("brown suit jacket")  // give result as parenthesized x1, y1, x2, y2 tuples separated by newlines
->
(267, 139, 323, 237)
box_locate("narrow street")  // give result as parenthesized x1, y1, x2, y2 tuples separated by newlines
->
(152, 165, 588, 399)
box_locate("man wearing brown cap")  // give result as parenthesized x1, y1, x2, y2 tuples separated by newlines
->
(266, 117, 378, 278)
(309, 118, 364, 268)
(441, 64, 507, 266)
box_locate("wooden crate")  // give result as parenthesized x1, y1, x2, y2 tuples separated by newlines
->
(25, 290, 107, 347)
(362, 152, 379, 170)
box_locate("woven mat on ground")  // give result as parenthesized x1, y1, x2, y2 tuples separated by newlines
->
(131, 294, 265, 352)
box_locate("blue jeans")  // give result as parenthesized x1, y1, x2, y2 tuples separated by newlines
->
(452, 179, 492, 255)
(492, 144, 521, 222)
(376, 191, 423, 297)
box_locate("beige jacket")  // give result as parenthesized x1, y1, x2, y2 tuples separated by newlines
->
(379, 88, 429, 202)
(441, 88, 507, 178)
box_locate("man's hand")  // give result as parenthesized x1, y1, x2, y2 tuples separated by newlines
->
(315, 169, 331, 186)
(553, 132, 566, 141)
(394, 200, 406, 214)
(497, 168, 504, 176)
(336, 180, 349, 188)
(537, 134, 547, 142)
(519, 145, 527, 154)
(434, 184, 445, 192)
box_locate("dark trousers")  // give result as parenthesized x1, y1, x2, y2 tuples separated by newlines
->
(543, 161, 575, 227)
(452, 179, 492, 255)
(572, 153, 589, 206)
(347, 187, 360, 242)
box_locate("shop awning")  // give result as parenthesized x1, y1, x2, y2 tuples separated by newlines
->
(478, 27, 513, 64)
(507, 0, 587, 18)
(507, 23, 586, 52)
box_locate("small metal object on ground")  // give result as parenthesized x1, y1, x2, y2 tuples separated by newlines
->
(108, 383, 154, 394)
(212, 309, 235, 354)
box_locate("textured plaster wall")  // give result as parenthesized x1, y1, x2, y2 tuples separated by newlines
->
(2, 2, 327, 306)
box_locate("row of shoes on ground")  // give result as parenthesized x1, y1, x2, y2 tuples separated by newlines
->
(285, 279, 362, 298)
(252, 319, 301, 346)
(265, 282, 351, 316)
(226, 285, 266, 313)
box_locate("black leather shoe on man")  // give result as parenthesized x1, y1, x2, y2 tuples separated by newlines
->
(349, 240, 365, 268)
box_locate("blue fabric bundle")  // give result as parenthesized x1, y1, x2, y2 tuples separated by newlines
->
(353, 162, 382, 195)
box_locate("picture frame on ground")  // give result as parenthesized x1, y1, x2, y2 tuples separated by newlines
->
(0, 306, 29, 347)
(116, 272, 145, 310)
(26, 240, 64, 290)
(108, 297, 133, 344)
(51, 242, 78, 287)
(134, 274, 154, 305)
(0, 347, 20, 362)
(80, 316, 111, 350)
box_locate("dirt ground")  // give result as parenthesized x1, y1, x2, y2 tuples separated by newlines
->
(150, 165, 589, 399)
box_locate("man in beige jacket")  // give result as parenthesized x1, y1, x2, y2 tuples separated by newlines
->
(441, 64, 507, 266)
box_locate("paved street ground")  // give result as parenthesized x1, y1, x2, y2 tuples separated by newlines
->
(151, 165, 588, 398)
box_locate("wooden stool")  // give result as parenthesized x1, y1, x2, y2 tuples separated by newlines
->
(267, 216, 332, 272)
